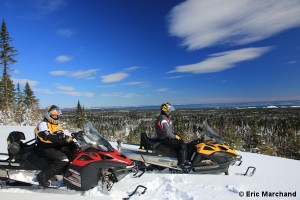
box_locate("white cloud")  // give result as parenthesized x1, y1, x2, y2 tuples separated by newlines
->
(164, 75, 185, 79)
(56, 84, 74, 91)
(157, 88, 169, 92)
(36, 0, 66, 14)
(169, 47, 272, 74)
(100, 93, 139, 98)
(168, 0, 300, 50)
(34, 84, 94, 98)
(287, 61, 298, 64)
(62, 91, 94, 97)
(101, 72, 129, 83)
(50, 69, 99, 79)
(55, 55, 73, 63)
(123, 81, 145, 85)
(33, 88, 56, 94)
(50, 70, 67, 76)
(56, 28, 76, 38)
(124, 66, 140, 72)
(12, 78, 39, 86)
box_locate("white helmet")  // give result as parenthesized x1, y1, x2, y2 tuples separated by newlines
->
(44, 105, 62, 124)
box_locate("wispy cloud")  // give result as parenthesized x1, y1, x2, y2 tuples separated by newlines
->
(100, 66, 141, 83)
(168, 0, 300, 50)
(101, 72, 129, 83)
(287, 61, 298, 64)
(157, 88, 169, 92)
(50, 69, 99, 79)
(35, 0, 66, 15)
(100, 93, 139, 98)
(169, 47, 272, 74)
(55, 55, 73, 63)
(124, 66, 140, 72)
(164, 75, 185, 79)
(23, 0, 66, 20)
(97, 81, 150, 88)
(35, 84, 94, 97)
(12, 78, 39, 86)
(188, 96, 300, 104)
(56, 28, 76, 38)
(56, 84, 74, 91)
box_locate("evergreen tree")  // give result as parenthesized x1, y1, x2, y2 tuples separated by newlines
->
(22, 82, 40, 125)
(15, 83, 24, 124)
(75, 100, 87, 129)
(23, 82, 39, 109)
(0, 20, 18, 110)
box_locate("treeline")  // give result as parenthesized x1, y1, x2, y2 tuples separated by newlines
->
(62, 107, 300, 160)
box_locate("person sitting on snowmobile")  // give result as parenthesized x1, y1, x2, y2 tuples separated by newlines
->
(34, 105, 74, 187)
(155, 103, 190, 172)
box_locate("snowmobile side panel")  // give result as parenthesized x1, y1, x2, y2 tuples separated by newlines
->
(122, 148, 178, 169)
(64, 160, 132, 191)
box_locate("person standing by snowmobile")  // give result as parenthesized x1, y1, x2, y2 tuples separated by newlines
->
(155, 103, 190, 172)
(34, 105, 73, 187)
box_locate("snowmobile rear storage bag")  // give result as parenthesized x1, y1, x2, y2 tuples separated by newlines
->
(7, 131, 26, 158)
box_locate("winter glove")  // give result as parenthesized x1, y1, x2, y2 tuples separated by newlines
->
(65, 135, 73, 143)
(175, 134, 182, 140)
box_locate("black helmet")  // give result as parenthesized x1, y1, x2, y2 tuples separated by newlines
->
(160, 102, 175, 117)
(44, 105, 62, 124)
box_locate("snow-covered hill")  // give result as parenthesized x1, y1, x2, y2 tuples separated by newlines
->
(0, 126, 299, 200)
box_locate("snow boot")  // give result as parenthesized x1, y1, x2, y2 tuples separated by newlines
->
(36, 173, 50, 188)
(179, 161, 191, 173)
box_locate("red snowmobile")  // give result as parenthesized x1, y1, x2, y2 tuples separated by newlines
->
(0, 121, 134, 192)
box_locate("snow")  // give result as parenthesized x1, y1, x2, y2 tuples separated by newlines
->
(1, 126, 300, 200)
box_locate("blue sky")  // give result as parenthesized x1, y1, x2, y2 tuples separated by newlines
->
(1, 0, 300, 108)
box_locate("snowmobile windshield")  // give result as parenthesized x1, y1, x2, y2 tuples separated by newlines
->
(199, 121, 224, 144)
(81, 121, 114, 152)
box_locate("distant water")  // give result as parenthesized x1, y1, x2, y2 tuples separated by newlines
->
(89, 100, 300, 110)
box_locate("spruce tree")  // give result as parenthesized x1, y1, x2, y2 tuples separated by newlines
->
(23, 82, 39, 109)
(0, 20, 18, 110)
(75, 100, 87, 129)
(15, 83, 24, 124)
(22, 82, 40, 125)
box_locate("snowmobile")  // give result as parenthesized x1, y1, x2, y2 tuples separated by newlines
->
(0, 121, 134, 192)
(121, 121, 242, 175)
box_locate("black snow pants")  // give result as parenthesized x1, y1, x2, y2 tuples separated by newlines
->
(162, 138, 187, 166)
(37, 147, 69, 180)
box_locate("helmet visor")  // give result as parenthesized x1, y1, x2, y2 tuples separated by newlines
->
(49, 106, 62, 116)
(168, 104, 175, 111)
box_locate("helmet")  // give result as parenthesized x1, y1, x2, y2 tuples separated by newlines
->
(160, 102, 175, 117)
(44, 105, 62, 124)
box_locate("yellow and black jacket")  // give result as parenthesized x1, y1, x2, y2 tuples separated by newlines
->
(34, 118, 66, 149)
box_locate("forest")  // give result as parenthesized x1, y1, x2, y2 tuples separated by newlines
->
(62, 107, 300, 160)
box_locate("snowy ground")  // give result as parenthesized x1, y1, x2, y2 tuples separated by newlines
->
(0, 126, 300, 200)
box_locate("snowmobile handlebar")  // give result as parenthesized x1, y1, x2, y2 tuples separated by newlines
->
(71, 131, 84, 140)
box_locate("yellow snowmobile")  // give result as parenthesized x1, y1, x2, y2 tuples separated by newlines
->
(122, 121, 242, 175)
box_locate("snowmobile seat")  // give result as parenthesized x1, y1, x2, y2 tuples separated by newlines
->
(139, 132, 161, 151)
(139, 133, 177, 157)
(7, 131, 26, 160)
